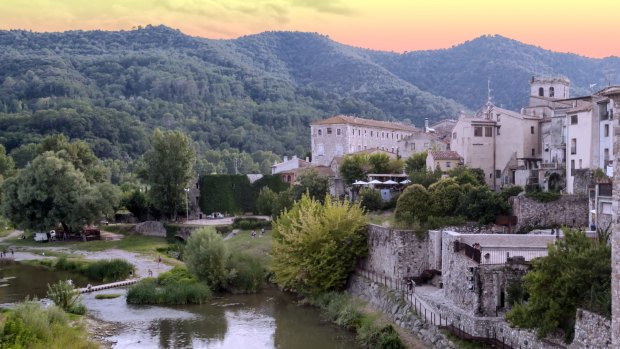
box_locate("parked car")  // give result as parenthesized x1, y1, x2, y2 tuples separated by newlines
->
(34, 232, 49, 242)
(207, 212, 224, 219)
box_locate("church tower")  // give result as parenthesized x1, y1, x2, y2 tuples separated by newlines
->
(529, 76, 570, 99)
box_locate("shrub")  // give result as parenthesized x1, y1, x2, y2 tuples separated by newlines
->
(359, 189, 383, 212)
(394, 184, 431, 224)
(226, 253, 265, 293)
(525, 191, 561, 203)
(95, 293, 121, 300)
(232, 218, 271, 230)
(0, 302, 97, 349)
(256, 187, 276, 216)
(47, 280, 86, 315)
(126, 267, 212, 305)
(500, 185, 524, 200)
(272, 194, 368, 295)
(184, 228, 229, 290)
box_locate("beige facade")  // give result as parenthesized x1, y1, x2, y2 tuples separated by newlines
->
(450, 106, 540, 188)
(398, 131, 448, 160)
(310, 115, 420, 166)
(426, 150, 462, 174)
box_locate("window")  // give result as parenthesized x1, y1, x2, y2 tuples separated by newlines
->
(452, 132, 457, 139)
(579, 159, 582, 168)
(327, 128, 332, 135)
(531, 148, 535, 156)
(530, 126, 535, 134)
(605, 124, 610, 137)
(317, 144, 324, 156)
(538, 87, 544, 97)
(318, 129, 322, 136)
(337, 128, 341, 136)
(549, 87, 555, 97)
(485, 126, 493, 137)
(497, 126, 501, 136)
(474, 126, 483, 137)
(570, 160, 575, 176)
(392, 132, 394, 139)
(358, 130, 361, 136)
(571, 138, 577, 155)
(604, 148, 610, 165)
(570, 115, 578, 125)
(424, 142, 429, 149)
(370, 131, 373, 136)
(602, 202, 612, 215)
(446, 161, 451, 168)
(382, 132, 385, 138)
(495, 170, 501, 179)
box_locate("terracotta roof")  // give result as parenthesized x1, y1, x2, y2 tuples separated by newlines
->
(310, 115, 419, 132)
(349, 148, 398, 157)
(429, 150, 462, 161)
(566, 101, 592, 113)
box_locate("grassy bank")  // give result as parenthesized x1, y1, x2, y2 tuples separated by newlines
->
(225, 229, 273, 267)
(28, 257, 134, 283)
(311, 292, 405, 349)
(0, 301, 98, 349)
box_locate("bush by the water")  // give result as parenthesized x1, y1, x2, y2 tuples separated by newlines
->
(55, 257, 134, 282)
(47, 280, 86, 315)
(272, 194, 368, 295)
(0, 301, 97, 349)
(184, 228, 229, 290)
(226, 253, 266, 294)
(126, 267, 212, 305)
(313, 292, 405, 349)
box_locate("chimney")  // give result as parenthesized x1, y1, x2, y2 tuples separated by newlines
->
(283, 156, 288, 162)
(424, 118, 429, 132)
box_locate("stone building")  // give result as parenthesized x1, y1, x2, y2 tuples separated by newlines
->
(426, 150, 462, 174)
(310, 115, 451, 166)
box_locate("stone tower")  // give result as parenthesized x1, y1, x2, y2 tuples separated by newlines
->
(607, 86, 620, 347)
(529, 76, 570, 99)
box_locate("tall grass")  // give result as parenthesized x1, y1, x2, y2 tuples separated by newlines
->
(312, 292, 405, 349)
(55, 257, 133, 282)
(126, 267, 212, 305)
(0, 301, 97, 349)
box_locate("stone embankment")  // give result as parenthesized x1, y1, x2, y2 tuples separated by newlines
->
(348, 274, 457, 349)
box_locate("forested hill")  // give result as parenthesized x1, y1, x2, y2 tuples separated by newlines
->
(0, 26, 617, 163)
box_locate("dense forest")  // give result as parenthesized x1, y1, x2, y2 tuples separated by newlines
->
(0, 26, 617, 168)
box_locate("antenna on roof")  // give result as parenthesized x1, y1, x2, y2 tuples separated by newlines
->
(485, 79, 493, 119)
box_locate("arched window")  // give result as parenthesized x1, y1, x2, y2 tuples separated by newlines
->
(549, 87, 555, 97)
(538, 87, 544, 97)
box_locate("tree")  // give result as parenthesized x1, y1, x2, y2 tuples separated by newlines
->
(1, 152, 117, 233)
(408, 167, 442, 188)
(140, 129, 196, 220)
(184, 228, 229, 290)
(506, 230, 611, 342)
(255, 187, 277, 216)
(428, 177, 461, 216)
(448, 166, 486, 186)
(339, 154, 369, 185)
(359, 188, 383, 212)
(272, 194, 368, 295)
(394, 184, 431, 224)
(455, 185, 508, 224)
(405, 151, 427, 173)
(0, 144, 15, 180)
(294, 170, 329, 202)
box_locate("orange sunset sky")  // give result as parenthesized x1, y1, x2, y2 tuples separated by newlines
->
(0, 0, 618, 58)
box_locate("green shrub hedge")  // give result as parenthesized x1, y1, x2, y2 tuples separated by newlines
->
(55, 257, 134, 283)
(126, 267, 212, 305)
(232, 217, 271, 230)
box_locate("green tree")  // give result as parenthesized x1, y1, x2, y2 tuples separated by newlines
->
(408, 167, 442, 188)
(448, 166, 486, 186)
(256, 187, 277, 216)
(140, 129, 196, 220)
(456, 185, 508, 224)
(359, 188, 383, 212)
(339, 154, 369, 185)
(294, 170, 329, 202)
(1, 152, 117, 233)
(272, 194, 368, 295)
(368, 153, 391, 173)
(428, 177, 461, 216)
(404, 151, 427, 173)
(506, 230, 611, 342)
(47, 280, 85, 315)
(184, 227, 229, 290)
(394, 184, 431, 224)
(0, 144, 15, 180)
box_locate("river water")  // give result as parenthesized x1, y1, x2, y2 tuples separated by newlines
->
(1, 263, 361, 349)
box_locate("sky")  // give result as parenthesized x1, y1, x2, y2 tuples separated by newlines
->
(0, 0, 618, 58)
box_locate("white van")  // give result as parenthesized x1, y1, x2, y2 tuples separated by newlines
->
(34, 232, 48, 242)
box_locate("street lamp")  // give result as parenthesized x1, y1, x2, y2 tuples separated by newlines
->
(184, 188, 190, 222)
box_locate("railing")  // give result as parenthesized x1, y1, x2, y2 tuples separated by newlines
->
(454, 241, 481, 263)
(479, 247, 549, 265)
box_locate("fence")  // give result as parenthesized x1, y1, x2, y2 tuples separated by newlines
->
(479, 247, 549, 265)
(354, 268, 557, 349)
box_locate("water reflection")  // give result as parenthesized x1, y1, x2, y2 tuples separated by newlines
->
(83, 287, 360, 349)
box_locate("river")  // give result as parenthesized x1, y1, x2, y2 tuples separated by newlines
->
(1, 263, 361, 349)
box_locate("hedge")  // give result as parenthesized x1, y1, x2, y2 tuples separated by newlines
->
(199, 175, 288, 214)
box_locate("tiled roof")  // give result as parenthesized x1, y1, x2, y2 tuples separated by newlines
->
(291, 165, 334, 177)
(310, 115, 419, 132)
(429, 150, 462, 161)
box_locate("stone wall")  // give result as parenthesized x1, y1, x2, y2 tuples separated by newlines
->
(348, 274, 457, 349)
(512, 194, 588, 231)
(569, 309, 611, 349)
(359, 224, 431, 279)
(133, 221, 166, 237)
(441, 231, 479, 312)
